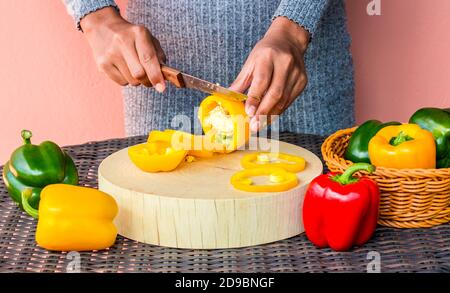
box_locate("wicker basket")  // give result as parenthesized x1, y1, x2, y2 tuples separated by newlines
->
(322, 127, 450, 228)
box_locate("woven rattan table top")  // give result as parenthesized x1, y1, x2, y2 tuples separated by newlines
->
(0, 133, 449, 273)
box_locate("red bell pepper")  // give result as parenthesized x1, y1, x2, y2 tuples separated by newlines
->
(303, 163, 379, 251)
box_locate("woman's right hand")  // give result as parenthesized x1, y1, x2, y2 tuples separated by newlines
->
(80, 7, 167, 91)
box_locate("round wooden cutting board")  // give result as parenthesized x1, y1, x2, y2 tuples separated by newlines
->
(98, 139, 323, 249)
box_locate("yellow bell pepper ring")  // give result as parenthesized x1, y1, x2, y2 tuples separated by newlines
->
(230, 167, 299, 192)
(368, 124, 436, 169)
(128, 141, 187, 172)
(23, 184, 118, 251)
(241, 152, 306, 173)
(198, 95, 250, 153)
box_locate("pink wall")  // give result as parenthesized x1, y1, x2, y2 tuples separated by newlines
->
(0, 0, 127, 163)
(0, 0, 449, 163)
(347, 0, 450, 122)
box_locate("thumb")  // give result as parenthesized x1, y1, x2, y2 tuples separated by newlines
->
(244, 97, 260, 118)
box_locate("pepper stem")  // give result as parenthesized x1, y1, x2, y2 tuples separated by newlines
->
(21, 189, 39, 219)
(332, 163, 376, 185)
(21, 129, 32, 145)
(389, 131, 413, 146)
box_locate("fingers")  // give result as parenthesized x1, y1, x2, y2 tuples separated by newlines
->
(99, 62, 128, 86)
(244, 59, 273, 124)
(250, 68, 307, 132)
(230, 60, 261, 117)
(273, 69, 299, 114)
(285, 73, 308, 109)
(135, 26, 166, 92)
(93, 22, 167, 90)
(152, 36, 167, 63)
(245, 96, 260, 118)
(114, 57, 141, 86)
(229, 59, 253, 93)
(274, 77, 295, 114)
(118, 31, 152, 87)
(253, 63, 287, 119)
(231, 35, 309, 133)
(247, 58, 273, 105)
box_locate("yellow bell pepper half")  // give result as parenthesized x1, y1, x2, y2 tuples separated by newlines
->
(198, 95, 250, 153)
(147, 129, 177, 143)
(368, 124, 436, 169)
(128, 140, 188, 172)
(241, 152, 306, 173)
(230, 167, 299, 192)
(23, 184, 118, 251)
(187, 137, 217, 158)
(147, 129, 215, 158)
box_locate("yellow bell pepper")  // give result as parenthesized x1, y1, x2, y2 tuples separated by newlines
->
(368, 124, 436, 169)
(128, 140, 187, 172)
(22, 184, 118, 251)
(147, 129, 215, 158)
(230, 167, 299, 192)
(241, 152, 306, 173)
(187, 136, 216, 158)
(147, 129, 176, 143)
(198, 95, 249, 153)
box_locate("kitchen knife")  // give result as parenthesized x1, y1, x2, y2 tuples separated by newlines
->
(161, 65, 247, 102)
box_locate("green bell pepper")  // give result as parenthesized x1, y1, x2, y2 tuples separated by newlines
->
(344, 120, 401, 163)
(2, 130, 78, 212)
(409, 108, 450, 168)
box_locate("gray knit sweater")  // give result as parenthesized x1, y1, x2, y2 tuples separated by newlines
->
(64, 0, 354, 136)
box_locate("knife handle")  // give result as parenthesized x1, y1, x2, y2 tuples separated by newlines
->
(161, 65, 185, 88)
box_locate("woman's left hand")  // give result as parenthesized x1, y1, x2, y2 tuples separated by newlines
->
(229, 17, 310, 132)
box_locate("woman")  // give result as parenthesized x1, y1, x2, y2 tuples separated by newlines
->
(64, 0, 354, 136)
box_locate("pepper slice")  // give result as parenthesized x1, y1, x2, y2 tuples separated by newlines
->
(230, 167, 299, 192)
(148, 129, 216, 158)
(241, 152, 306, 173)
(128, 141, 187, 172)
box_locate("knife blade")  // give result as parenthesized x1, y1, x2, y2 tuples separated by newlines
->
(161, 65, 247, 102)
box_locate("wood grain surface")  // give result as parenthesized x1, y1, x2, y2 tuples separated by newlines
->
(98, 139, 323, 249)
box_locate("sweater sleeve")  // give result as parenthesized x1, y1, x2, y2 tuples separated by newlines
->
(273, 0, 331, 36)
(63, 0, 120, 31)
